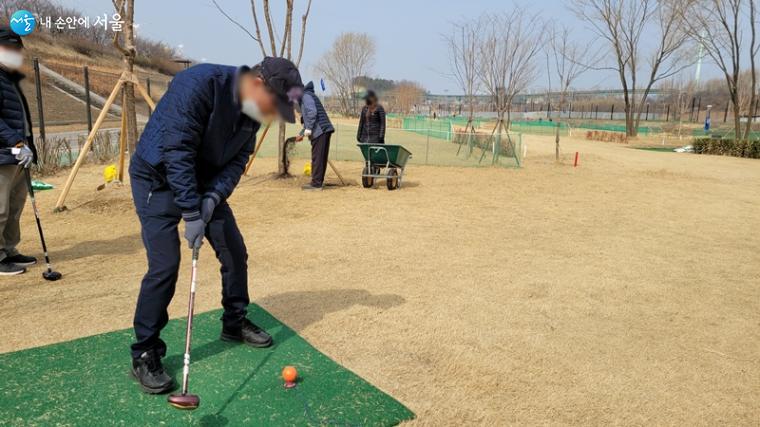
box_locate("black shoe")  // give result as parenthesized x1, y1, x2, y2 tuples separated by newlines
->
(220, 318, 273, 348)
(131, 350, 174, 394)
(301, 184, 323, 191)
(5, 254, 37, 267)
(0, 260, 25, 276)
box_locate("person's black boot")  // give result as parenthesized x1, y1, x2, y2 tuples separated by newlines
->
(220, 318, 273, 348)
(131, 349, 174, 394)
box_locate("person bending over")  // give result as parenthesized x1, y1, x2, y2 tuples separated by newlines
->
(357, 90, 386, 144)
(295, 81, 334, 191)
(129, 57, 303, 393)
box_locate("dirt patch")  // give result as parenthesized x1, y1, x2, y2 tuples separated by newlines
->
(2, 134, 759, 425)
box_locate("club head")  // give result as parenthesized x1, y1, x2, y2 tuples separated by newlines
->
(42, 270, 62, 281)
(168, 393, 200, 410)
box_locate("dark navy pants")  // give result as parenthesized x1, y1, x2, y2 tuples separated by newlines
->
(310, 132, 332, 187)
(129, 158, 249, 359)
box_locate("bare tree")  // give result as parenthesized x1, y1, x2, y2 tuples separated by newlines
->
(683, 0, 759, 142)
(571, 0, 691, 137)
(389, 81, 426, 114)
(445, 19, 481, 133)
(477, 9, 544, 151)
(546, 21, 599, 160)
(213, 0, 313, 177)
(315, 33, 376, 117)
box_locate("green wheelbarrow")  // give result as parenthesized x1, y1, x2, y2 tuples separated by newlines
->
(357, 143, 412, 190)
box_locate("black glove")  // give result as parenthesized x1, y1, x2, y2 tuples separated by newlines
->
(200, 193, 220, 224)
(184, 218, 205, 249)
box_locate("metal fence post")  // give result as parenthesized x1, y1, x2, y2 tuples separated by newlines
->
(32, 58, 46, 143)
(83, 65, 93, 132)
(610, 104, 614, 121)
(666, 104, 670, 122)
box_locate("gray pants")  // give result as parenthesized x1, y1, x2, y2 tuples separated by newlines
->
(0, 165, 26, 262)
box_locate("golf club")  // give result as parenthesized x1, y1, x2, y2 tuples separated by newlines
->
(23, 169, 62, 281)
(168, 246, 201, 410)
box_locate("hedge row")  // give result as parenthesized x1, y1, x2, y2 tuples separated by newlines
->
(693, 137, 760, 159)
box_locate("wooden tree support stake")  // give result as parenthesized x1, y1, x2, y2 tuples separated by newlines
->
(244, 122, 272, 176)
(53, 72, 157, 212)
(327, 160, 346, 186)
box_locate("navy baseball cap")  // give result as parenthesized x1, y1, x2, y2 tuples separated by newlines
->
(260, 57, 303, 123)
(0, 27, 23, 48)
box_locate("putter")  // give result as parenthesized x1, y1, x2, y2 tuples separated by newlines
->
(168, 246, 201, 410)
(23, 169, 62, 281)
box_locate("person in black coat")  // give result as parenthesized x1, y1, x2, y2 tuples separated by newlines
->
(357, 90, 385, 144)
(0, 28, 37, 277)
(128, 57, 303, 394)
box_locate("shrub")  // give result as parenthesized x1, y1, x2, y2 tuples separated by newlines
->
(693, 137, 760, 159)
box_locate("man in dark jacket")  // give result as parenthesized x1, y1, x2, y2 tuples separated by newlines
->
(0, 28, 37, 276)
(129, 57, 303, 393)
(295, 81, 334, 190)
(357, 90, 386, 144)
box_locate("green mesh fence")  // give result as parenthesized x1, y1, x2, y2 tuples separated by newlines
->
(692, 126, 760, 140)
(394, 116, 485, 141)
(249, 122, 522, 169)
(510, 120, 570, 136)
(573, 122, 662, 135)
(508, 120, 661, 136)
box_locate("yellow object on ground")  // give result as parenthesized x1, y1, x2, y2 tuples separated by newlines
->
(103, 164, 117, 183)
(304, 162, 311, 176)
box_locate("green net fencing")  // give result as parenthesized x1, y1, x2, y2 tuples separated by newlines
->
(250, 122, 523, 169)
(508, 120, 662, 136)
(510, 120, 570, 136)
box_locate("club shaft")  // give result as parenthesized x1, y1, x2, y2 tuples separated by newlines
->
(180, 247, 199, 395)
(24, 169, 52, 268)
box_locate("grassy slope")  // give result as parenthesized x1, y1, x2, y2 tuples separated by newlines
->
(20, 32, 174, 131)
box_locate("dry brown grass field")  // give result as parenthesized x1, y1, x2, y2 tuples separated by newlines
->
(1, 133, 759, 425)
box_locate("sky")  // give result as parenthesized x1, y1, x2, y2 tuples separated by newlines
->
(62, 0, 713, 95)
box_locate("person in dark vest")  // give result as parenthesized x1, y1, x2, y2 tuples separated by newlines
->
(357, 90, 386, 144)
(0, 28, 37, 276)
(295, 81, 334, 191)
(128, 57, 303, 393)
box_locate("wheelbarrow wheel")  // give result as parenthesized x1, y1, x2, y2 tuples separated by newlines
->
(386, 168, 399, 191)
(362, 166, 374, 188)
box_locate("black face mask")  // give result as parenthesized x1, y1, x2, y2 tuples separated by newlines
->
(366, 99, 373, 106)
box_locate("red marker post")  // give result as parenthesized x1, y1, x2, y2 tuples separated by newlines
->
(573, 152, 579, 167)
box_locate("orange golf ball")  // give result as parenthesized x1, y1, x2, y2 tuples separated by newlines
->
(282, 366, 298, 384)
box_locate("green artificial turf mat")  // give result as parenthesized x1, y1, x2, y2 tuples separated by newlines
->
(0, 305, 414, 426)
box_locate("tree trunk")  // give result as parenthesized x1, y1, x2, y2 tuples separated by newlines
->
(733, 102, 742, 142)
(122, 1, 138, 152)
